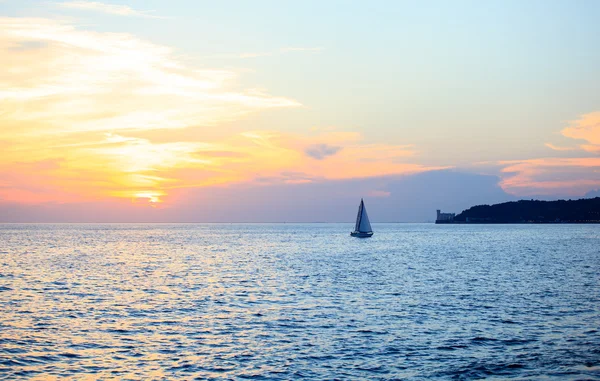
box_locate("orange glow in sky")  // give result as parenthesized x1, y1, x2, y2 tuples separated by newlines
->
(1, 3, 600, 220)
(0, 17, 444, 206)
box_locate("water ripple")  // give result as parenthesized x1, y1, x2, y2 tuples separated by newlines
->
(0, 223, 599, 380)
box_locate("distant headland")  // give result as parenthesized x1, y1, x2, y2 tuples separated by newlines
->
(436, 197, 600, 224)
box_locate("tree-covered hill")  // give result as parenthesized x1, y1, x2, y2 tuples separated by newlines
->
(453, 197, 600, 223)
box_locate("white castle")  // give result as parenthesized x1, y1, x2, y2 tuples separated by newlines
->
(436, 210, 455, 222)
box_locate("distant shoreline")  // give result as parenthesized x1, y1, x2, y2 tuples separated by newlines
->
(435, 221, 600, 224)
(436, 197, 600, 224)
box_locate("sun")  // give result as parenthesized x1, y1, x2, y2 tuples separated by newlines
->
(133, 192, 163, 205)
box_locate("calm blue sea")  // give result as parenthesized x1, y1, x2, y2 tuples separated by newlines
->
(1, 223, 599, 380)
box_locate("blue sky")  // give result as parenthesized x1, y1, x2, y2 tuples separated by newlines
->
(0, 0, 599, 221)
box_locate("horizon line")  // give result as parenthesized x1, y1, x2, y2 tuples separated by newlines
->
(0, 221, 432, 224)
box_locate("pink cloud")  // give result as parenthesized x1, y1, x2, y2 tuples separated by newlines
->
(368, 190, 391, 197)
(544, 143, 576, 152)
(499, 157, 600, 196)
(498, 112, 600, 197)
(561, 112, 600, 153)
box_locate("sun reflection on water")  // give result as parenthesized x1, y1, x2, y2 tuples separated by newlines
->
(1, 223, 599, 379)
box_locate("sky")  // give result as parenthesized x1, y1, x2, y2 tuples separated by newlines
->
(0, 0, 599, 222)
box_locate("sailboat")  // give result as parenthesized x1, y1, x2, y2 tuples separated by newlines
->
(351, 198, 373, 237)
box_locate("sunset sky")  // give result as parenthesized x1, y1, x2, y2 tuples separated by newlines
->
(1, 1, 599, 222)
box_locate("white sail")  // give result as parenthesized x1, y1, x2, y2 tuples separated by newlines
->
(358, 201, 372, 232)
(354, 200, 363, 231)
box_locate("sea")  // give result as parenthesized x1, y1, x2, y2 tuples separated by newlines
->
(1, 223, 599, 380)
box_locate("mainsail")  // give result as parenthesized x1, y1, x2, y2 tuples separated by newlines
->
(354, 199, 372, 233)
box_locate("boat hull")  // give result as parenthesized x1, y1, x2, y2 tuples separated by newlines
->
(350, 231, 373, 238)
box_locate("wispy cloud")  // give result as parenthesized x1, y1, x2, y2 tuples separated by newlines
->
(0, 17, 440, 206)
(0, 16, 301, 204)
(499, 112, 600, 196)
(544, 143, 576, 151)
(561, 112, 600, 153)
(229, 130, 441, 183)
(56, 1, 165, 19)
(368, 190, 391, 198)
(499, 157, 600, 196)
(0, 17, 299, 134)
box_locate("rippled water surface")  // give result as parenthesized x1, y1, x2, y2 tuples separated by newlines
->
(1, 223, 600, 380)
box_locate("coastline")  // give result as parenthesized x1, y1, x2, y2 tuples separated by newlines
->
(435, 220, 600, 224)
